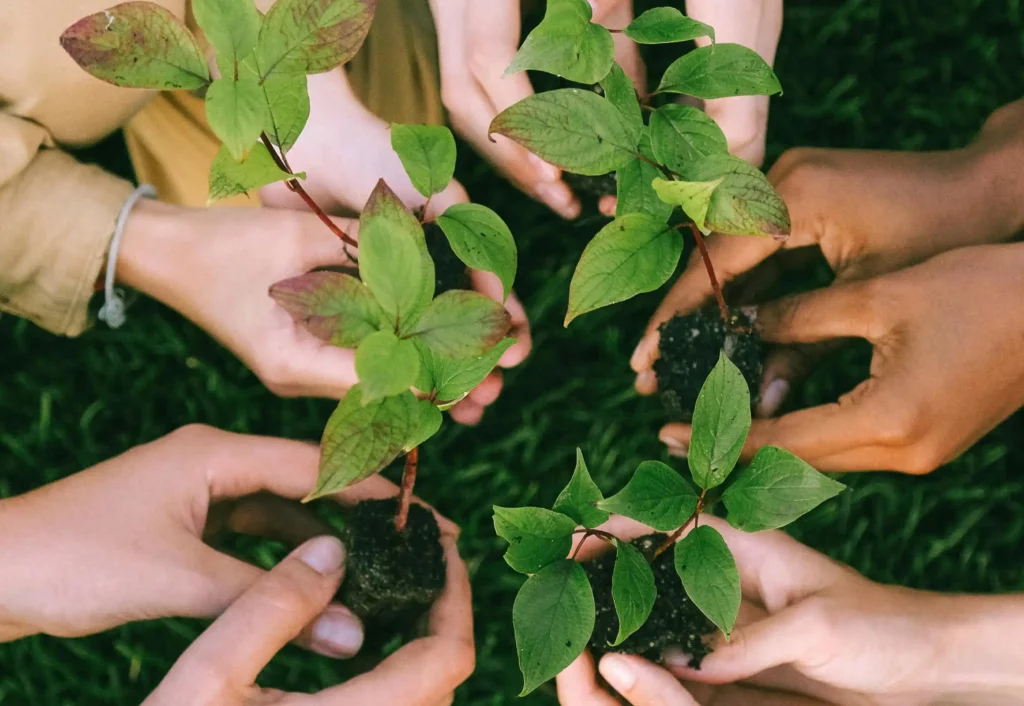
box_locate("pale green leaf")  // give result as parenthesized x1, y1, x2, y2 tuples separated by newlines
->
(625, 7, 714, 44)
(514, 560, 595, 696)
(505, 0, 614, 84)
(390, 124, 457, 198)
(688, 353, 751, 490)
(405, 398, 442, 450)
(409, 291, 512, 358)
(649, 104, 728, 173)
(269, 271, 384, 347)
(553, 449, 608, 529)
(652, 177, 724, 233)
(208, 143, 302, 202)
(658, 43, 782, 99)
(490, 89, 639, 176)
(436, 204, 518, 300)
(675, 525, 741, 638)
(354, 330, 421, 404)
(610, 540, 657, 646)
(255, 0, 376, 78)
(493, 506, 578, 574)
(615, 135, 674, 222)
(261, 72, 310, 153)
(600, 62, 643, 142)
(678, 154, 790, 237)
(565, 214, 681, 325)
(415, 338, 517, 403)
(598, 460, 698, 531)
(205, 77, 266, 160)
(192, 0, 262, 75)
(724, 447, 846, 532)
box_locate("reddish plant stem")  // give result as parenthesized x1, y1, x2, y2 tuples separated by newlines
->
(570, 527, 616, 560)
(259, 133, 359, 249)
(688, 223, 729, 323)
(394, 447, 419, 533)
(652, 489, 707, 560)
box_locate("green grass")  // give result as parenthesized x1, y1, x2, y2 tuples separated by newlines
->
(3, 0, 1024, 703)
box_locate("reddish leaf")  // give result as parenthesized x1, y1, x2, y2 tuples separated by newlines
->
(269, 271, 384, 348)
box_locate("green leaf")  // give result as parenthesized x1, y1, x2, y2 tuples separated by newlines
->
(261, 72, 310, 153)
(597, 461, 698, 531)
(674, 525, 740, 638)
(192, 0, 262, 76)
(724, 447, 846, 532)
(600, 62, 643, 142)
(658, 43, 782, 99)
(405, 398, 443, 450)
(409, 291, 512, 358)
(415, 338, 517, 403)
(565, 214, 682, 325)
(490, 89, 638, 176)
(505, 0, 614, 84)
(60, 2, 210, 89)
(514, 560, 595, 696)
(553, 449, 608, 529)
(649, 104, 728, 173)
(208, 143, 302, 202)
(493, 507, 578, 574)
(652, 177, 724, 233)
(255, 0, 377, 78)
(307, 385, 420, 500)
(616, 135, 674, 222)
(678, 155, 790, 237)
(354, 331, 421, 404)
(205, 77, 266, 160)
(358, 180, 434, 329)
(269, 271, 384, 347)
(610, 540, 657, 646)
(390, 124, 457, 198)
(436, 204, 518, 300)
(688, 353, 751, 490)
(625, 7, 714, 44)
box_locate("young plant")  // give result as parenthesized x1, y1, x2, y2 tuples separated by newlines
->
(61, 0, 519, 531)
(494, 354, 845, 695)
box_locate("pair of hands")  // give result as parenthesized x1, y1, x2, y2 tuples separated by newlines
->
(558, 516, 1024, 706)
(0, 426, 474, 704)
(634, 100, 1024, 473)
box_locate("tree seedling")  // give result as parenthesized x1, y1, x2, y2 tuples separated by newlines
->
(495, 354, 845, 695)
(62, 0, 519, 618)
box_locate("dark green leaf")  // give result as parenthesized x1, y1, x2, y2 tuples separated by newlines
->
(410, 291, 512, 358)
(600, 62, 643, 142)
(208, 143, 302, 202)
(565, 214, 681, 325)
(514, 560, 595, 696)
(649, 104, 728, 173)
(261, 72, 310, 153)
(658, 43, 782, 99)
(493, 507, 578, 574)
(615, 135, 674, 222)
(307, 385, 420, 499)
(205, 77, 266, 160)
(60, 2, 210, 89)
(390, 124, 457, 198)
(255, 0, 377, 78)
(269, 271, 384, 347)
(624, 7, 714, 44)
(678, 155, 790, 237)
(354, 330, 420, 404)
(405, 398, 442, 450)
(652, 177, 724, 233)
(490, 89, 638, 176)
(598, 461, 698, 531)
(192, 0, 262, 75)
(688, 353, 751, 490)
(358, 180, 434, 329)
(436, 204, 518, 300)
(674, 525, 740, 638)
(553, 449, 608, 528)
(415, 338, 517, 403)
(505, 0, 614, 84)
(610, 540, 657, 646)
(724, 447, 846, 532)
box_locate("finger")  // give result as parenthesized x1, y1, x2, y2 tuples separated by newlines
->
(467, 0, 534, 113)
(425, 179, 470, 219)
(470, 270, 532, 367)
(310, 537, 474, 705)
(276, 343, 359, 399)
(169, 537, 355, 690)
(467, 371, 503, 407)
(571, 515, 661, 562)
(756, 282, 884, 344)
(206, 493, 334, 546)
(301, 217, 360, 269)
(598, 194, 617, 217)
(556, 651, 621, 706)
(449, 399, 485, 426)
(587, 0, 632, 26)
(757, 341, 844, 417)
(600, 654, 700, 705)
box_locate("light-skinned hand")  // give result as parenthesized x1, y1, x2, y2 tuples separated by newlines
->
(143, 533, 474, 706)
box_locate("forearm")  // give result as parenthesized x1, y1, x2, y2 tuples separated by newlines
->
(967, 98, 1024, 242)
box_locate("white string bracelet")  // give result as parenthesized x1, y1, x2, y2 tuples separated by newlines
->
(99, 183, 157, 329)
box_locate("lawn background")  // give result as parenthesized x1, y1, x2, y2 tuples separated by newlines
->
(2, 0, 1023, 703)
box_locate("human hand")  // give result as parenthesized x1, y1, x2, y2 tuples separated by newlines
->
(0, 425, 452, 649)
(143, 533, 474, 706)
(659, 243, 1024, 473)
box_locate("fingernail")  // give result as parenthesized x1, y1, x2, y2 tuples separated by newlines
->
(529, 153, 560, 182)
(662, 647, 694, 669)
(311, 606, 364, 657)
(295, 536, 345, 575)
(759, 378, 790, 417)
(599, 655, 636, 692)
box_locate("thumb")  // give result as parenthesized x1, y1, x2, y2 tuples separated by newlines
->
(155, 537, 353, 699)
(600, 654, 701, 705)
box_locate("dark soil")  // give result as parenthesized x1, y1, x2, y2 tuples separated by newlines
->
(337, 499, 446, 625)
(424, 222, 471, 294)
(586, 534, 715, 668)
(655, 308, 764, 422)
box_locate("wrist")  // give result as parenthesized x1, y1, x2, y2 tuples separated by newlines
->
(967, 104, 1024, 242)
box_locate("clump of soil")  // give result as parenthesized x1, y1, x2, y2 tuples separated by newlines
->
(424, 222, 471, 294)
(337, 499, 446, 624)
(655, 308, 764, 422)
(585, 534, 714, 668)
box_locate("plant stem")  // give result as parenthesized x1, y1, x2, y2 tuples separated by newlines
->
(394, 447, 419, 533)
(635, 151, 680, 180)
(688, 223, 729, 323)
(570, 528, 616, 560)
(652, 489, 707, 560)
(259, 133, 359, 249)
